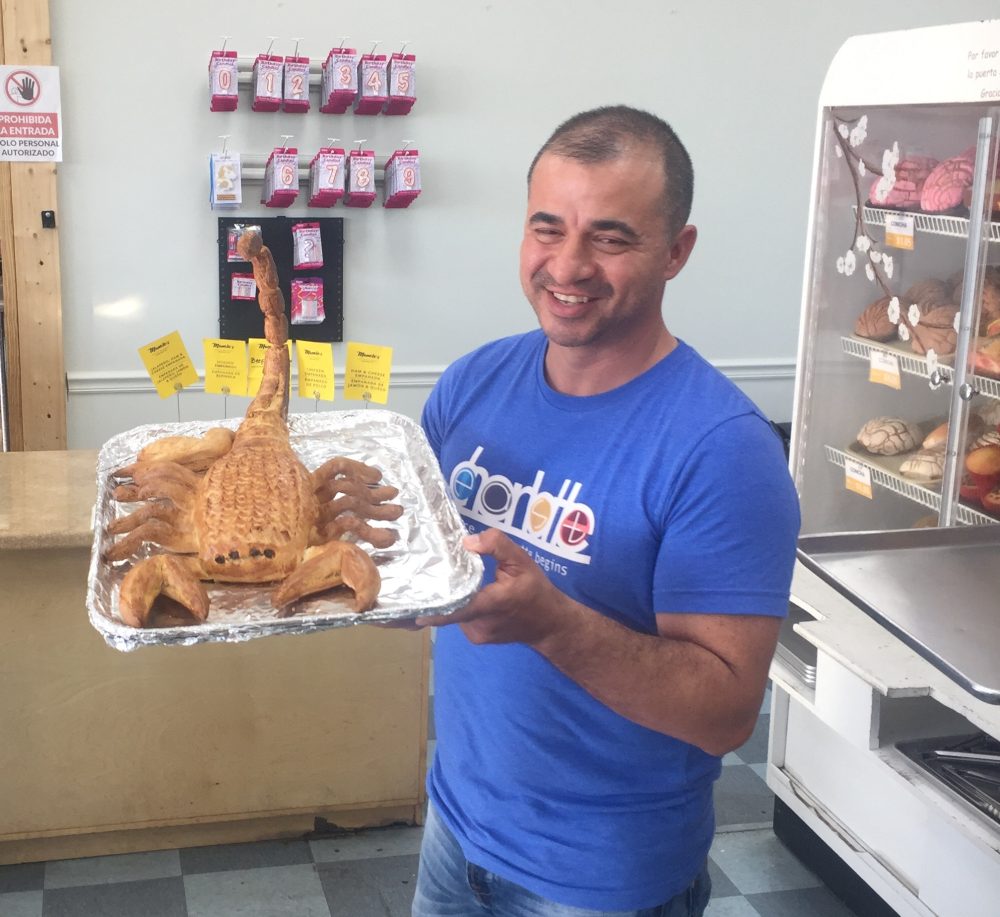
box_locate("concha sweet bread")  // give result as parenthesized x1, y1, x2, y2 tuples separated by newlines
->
(856, 417, 922, 455)
(854, 295, 896, 341)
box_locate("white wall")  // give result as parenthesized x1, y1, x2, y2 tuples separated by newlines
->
(51, 1, 999, 448)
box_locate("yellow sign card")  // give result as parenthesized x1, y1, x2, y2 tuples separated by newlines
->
(247, 338, 293, 397)
(343, 341, 393, 404)
(868, 349, 901, 390)
(138, 331, 199, 399)
(844, 458, 874, 500)
(296, 340, 335, 401)
(203, 338, 248, 396)
(885, 213, 915, 250)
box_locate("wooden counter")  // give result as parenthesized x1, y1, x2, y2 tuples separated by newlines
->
(0, 450, 429, 865)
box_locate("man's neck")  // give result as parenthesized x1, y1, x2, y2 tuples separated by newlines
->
(543, 328, 678, 397)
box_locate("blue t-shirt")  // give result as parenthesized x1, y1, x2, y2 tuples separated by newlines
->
(421, 330, 800, 911)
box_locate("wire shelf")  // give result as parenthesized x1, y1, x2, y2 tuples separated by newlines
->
(841, 336, 1000, 401)
(860, 206, 1000, 243)
(825, 444, 997, 527)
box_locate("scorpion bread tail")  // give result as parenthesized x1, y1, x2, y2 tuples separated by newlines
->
(236, 230, 291, 424)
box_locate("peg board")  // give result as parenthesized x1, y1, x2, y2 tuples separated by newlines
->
(217, 216, 344, 343)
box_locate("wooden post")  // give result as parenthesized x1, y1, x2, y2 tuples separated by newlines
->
(0, 0, 65, 450)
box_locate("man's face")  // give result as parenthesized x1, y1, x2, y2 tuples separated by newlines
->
(519, 149, 679, 352)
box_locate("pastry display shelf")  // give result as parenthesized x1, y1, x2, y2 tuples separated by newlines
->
(841, 335, 1000, 401)
(857, 205, 1000, 244)
(824, 443, 997, 526)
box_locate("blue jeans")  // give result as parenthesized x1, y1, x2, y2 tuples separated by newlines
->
(412, 803, 712, 917)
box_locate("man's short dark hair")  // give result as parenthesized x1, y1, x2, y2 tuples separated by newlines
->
(527, 105, 694, 238)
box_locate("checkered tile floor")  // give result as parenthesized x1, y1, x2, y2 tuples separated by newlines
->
(0, 688, 865, 916)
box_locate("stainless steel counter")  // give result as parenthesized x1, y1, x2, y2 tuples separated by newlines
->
(798, 527, 1000, 704)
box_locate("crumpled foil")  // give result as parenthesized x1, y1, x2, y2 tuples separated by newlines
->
(87, 409, 483, 652)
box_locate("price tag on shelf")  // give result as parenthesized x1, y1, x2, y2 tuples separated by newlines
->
(885, 213, 915, 250)
(868, 349, 902, 389)
(344, 341, 393, 404)
(203, 338, 248, 397)
(844, 458, 874, 500)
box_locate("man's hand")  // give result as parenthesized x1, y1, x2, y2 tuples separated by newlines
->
(415, 529, 575, 646)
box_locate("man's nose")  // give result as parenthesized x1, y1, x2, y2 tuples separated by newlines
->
(546, 237, 597, 285)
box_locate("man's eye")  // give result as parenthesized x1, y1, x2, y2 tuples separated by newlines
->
(534, 228, 561, 240)
(594, 237, 628, 250)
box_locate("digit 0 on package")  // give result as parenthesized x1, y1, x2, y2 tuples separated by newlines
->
(209, 48, 239, 111)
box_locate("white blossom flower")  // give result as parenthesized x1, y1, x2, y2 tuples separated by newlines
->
(836, 256, 846, 274)
(883, 254, 894, 279)
(898, 323, 911, 342)
(850, 115, 868, 147)
(858, 159, 867, 176)
(844, 250, 857, 275)
(838, 123, 850, 139)
(866, 263, 876, 281)
(926, 349, 939, 375)
(888, 297, 901, 323)
(835, 144, 843, 158)
(871, 249, 882, 263)
(873, 176, 892, 203)
(880, 141, 900, 190)
(855, 235, 871, 252)
(908, 304, 922, 325)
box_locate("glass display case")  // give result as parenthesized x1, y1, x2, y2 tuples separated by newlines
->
(771, 25, 1000, 917)
(791, 26, 1000, 535)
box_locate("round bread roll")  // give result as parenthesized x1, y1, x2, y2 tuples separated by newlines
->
(856, 417, 922, 455)
(900, 448, 945, 482)
(922, 413, 985, 449)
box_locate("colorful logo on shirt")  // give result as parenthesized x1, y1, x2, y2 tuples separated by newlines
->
(449, 446, 594, 564)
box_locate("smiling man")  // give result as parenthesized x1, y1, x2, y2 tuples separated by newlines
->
(413, 106, 801, 917)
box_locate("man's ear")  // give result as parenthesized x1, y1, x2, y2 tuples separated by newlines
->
(663, 225, 697, 281)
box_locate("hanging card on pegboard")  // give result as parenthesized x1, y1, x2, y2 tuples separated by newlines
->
(217, 216, 344, 343)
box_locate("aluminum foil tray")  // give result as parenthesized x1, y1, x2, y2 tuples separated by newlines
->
(87, 409, 483, 652)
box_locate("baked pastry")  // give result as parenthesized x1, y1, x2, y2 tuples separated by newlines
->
(900, 448, 945, 482)
(869, 156, 938, 209)
(971, 429, 1000, 450)
(854, 295, 896, 341)
(973, 335, 1000, 378)
(910, 305, 959, 356)
(901, 278, 954, 312)
(856, 417, 922, 455)
(962, 179, 1000, 217)
(922, 413, 985, 449)
(920, 147, 975, 212)
(952, 265, 1000, 334)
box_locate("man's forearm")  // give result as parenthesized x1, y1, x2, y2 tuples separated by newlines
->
(531, 596, 766, 756)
